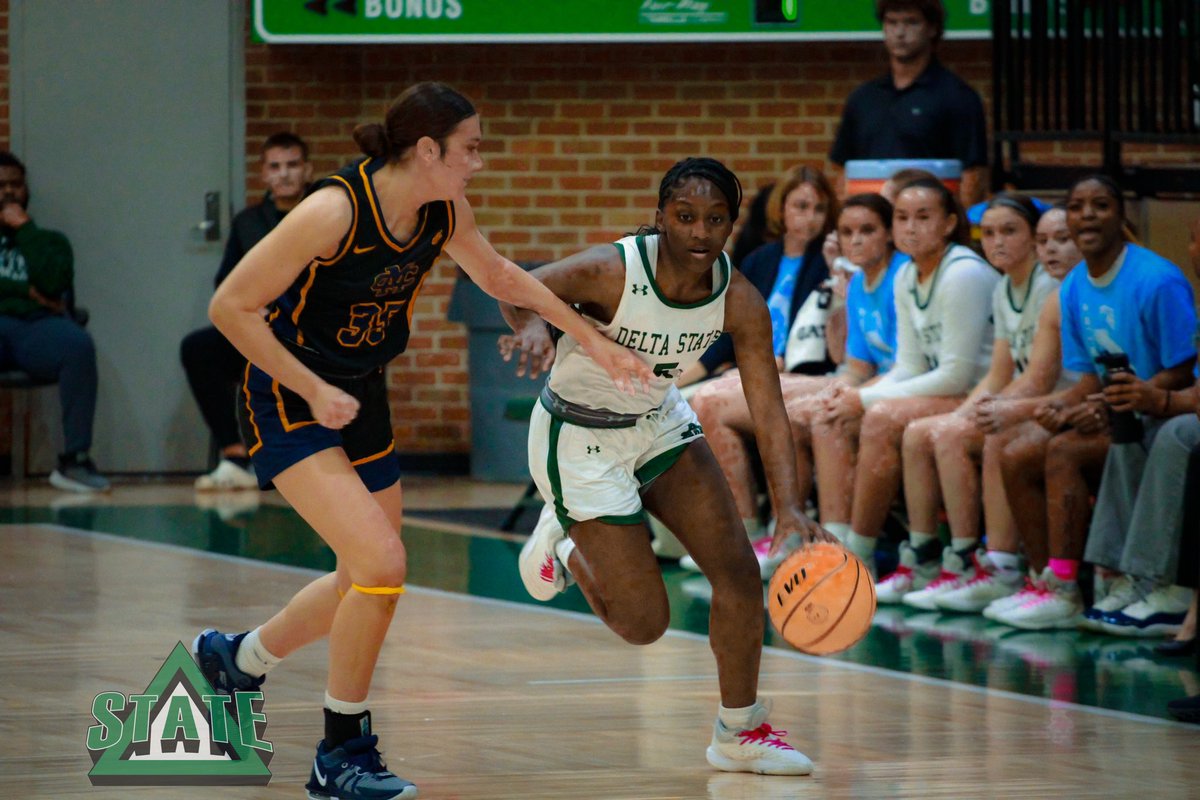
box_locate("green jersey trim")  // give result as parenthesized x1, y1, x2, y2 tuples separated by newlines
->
(634, 442, 691, 486)
(546, 417, 574, 531)
(1005, 262, 1042, 314)
(635, 235, 730, 309)
(597, 512, 646, 526)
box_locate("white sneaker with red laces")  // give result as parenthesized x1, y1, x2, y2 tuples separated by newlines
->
(981, 570, 1044, 621)
(706, 702, 813, 776)
(991, 568, 1083, 630)
(876, 542, 938, 604)
(902, 546, 975, 610)
(518, 505, 573, 601)
(935, 551, 1023, 613)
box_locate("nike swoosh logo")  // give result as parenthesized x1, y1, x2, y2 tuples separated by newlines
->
(313, 759, 327, 787)
(353, 245, 376, 254)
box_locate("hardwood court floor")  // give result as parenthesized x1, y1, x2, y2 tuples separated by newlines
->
(1, 508, 1197, 799)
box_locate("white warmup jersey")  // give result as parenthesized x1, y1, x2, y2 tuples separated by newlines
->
(992, 263, 1060, 376)
(860, 243, 1000, 407)
(547, 234, 730, 416)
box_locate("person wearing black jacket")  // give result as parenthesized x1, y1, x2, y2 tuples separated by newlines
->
(181, 132, 311, 490)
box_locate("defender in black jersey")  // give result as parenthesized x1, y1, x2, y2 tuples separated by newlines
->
(239, 156, 459, 494)
(190, 82, 651, 800)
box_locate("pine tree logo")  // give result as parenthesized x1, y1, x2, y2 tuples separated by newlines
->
(86, 642, 272, 786)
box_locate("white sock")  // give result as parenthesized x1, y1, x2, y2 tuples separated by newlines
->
(951, 537, 979, 553)
(823, 522, 852, 543)
(324, 691, 369, 716)
(235, 628, 281, 679)
(718, 701, 759, 731)
(988, 550, 1021, 574)
(554, 536, 576, 569)
(846, 531, 877, 563)
(909, 530, 937, 549)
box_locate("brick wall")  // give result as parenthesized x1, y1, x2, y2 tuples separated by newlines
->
(0, 6, 1192, 468)
(244, 26, 1002, 457)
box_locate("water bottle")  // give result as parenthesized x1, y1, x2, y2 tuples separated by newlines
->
(1095, 352, 1144, 444)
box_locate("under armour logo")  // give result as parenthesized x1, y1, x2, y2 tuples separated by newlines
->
(632, 284, 649, 296)
(587, 445, 601, 454)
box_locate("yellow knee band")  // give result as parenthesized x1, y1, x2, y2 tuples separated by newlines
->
(351, 582, 406, 596)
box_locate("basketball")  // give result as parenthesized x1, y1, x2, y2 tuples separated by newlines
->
(767, 542, 876, 656)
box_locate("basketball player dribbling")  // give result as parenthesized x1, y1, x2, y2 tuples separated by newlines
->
(500, 158, 835, 776)
(189, 82, 651, 800)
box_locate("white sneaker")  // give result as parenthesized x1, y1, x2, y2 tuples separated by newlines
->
(1101, 584, 1192, 637)
(194, 459, 258, 491)
(902, 546, 975, 611)
(518, 505, 572, 601)
(876, 542, 938, 604)
(982, 571, 1044, 621)
(993, 569, 1083, 630)
(648, 513, 688, 559)
(680, 575, 714, 604)
(936, 552, 1023, 613)
(706, 702, 813, 776)
(751, 532, 802, 581)
(1079, 574, 1142, 632)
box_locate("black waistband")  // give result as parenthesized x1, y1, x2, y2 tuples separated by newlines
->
(539, 384, 654, 429)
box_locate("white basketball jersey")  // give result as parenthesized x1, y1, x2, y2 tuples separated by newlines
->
(992, 264, 1059, 376)
(547, 234, 730, 415)
(899, 243, 997, 378)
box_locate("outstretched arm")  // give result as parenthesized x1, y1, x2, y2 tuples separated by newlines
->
(497, 244, 626, 381)
(446, 201, 650, 394)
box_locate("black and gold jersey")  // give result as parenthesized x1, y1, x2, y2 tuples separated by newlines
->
(268, 157, 455, 378)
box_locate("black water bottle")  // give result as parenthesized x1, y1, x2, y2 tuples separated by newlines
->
(1095, 352, 1144, 444)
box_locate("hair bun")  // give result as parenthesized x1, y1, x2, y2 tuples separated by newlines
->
(352, 122, 390, 159)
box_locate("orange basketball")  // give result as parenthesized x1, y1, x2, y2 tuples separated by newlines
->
(767, 542, 876, 656)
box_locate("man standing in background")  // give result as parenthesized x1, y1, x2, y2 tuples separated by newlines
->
(829, 0, 989, 205)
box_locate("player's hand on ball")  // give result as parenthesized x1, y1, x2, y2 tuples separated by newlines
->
(771, 506, 837, 555)
(309, 383, 360, 429)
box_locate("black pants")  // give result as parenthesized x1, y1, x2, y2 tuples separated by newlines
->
(180, 326, 247, 451)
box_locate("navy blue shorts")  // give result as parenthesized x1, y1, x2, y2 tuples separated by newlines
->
(237, 363, 401, 492)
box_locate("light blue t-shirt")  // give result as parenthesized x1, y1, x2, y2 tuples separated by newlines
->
(1059, 244, 1197, 379)
(767, 254, 803, 356)
(845, 250, 906, 373)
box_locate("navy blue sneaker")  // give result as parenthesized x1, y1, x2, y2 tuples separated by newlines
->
(1167, 694, 1200, 723)
(1099, 585, 1191, 637)
(305, 735, 418, 800)
(191, 629, 266, 695)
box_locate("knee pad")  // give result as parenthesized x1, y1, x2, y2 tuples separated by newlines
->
(350, 583, 406, 597)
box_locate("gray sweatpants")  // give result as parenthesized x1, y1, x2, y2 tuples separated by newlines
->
(1086, 414, 1200, 584)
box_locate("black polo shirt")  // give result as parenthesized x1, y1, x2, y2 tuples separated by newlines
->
(829, 58, 988, 168)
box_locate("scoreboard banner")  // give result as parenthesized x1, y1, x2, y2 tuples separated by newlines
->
(254, 1, 991, 44)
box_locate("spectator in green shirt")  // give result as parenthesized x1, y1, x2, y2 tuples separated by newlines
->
(0, 151, 107, 491)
